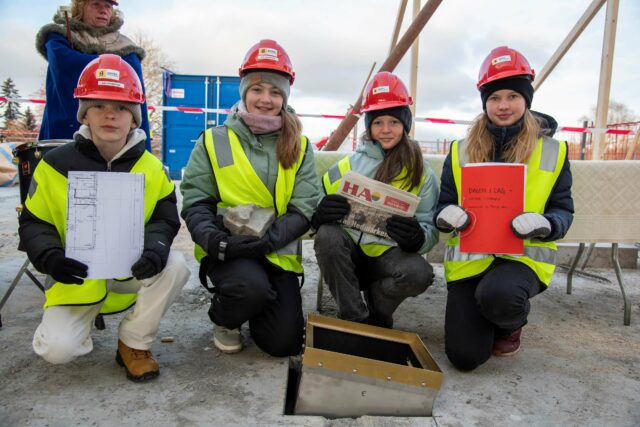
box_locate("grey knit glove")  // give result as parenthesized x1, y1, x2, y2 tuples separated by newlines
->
(436, 205, 470, 232)
(511, 212, 551, 239)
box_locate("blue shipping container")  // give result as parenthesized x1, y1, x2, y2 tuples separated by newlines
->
(162, 72, 241, 179)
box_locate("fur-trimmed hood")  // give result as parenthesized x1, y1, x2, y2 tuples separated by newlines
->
(36, 6, 145, 61)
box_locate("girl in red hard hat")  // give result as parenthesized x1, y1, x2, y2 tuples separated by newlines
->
(435, 46, 574, 370)
(313, 71, 439, 328)
(20, 54, 190, 381)
(181, 40, 322, 356)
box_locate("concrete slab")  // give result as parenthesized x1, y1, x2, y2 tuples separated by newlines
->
(0, 185, 639, 427)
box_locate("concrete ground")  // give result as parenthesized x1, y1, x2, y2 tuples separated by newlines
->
(0, 184, 639, 427)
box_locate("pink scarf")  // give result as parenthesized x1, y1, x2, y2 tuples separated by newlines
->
(237, 101, 283, 135)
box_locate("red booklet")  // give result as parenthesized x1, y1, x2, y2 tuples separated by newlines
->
(460, 163, 525, 255)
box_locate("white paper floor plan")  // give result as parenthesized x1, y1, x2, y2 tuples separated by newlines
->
(66, 171, 145, 279)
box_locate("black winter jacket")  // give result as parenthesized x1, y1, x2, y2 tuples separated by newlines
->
(434, 111, 574, 242)
(18, 132, 180, 273)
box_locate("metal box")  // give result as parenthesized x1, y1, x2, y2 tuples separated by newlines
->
(286, 314, 443, 418)
(161, 72, 240, 178)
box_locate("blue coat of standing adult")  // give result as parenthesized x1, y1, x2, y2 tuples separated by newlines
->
(35, 8, 151, 151)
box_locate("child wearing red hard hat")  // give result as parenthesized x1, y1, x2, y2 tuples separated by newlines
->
(313, 71, 439, 328)
(19, 54, 190, 382)
(180, 40, 322, 357)
(435, 46, 574, 370)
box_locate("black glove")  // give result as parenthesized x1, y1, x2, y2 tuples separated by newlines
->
(311, 194, 351, 229)
(386, 215, 425, 253)
(226, 234, 271, 259)
(43, 249, 88, 285)
(209, 233, 271, 261)
(131, 251, 163, 280)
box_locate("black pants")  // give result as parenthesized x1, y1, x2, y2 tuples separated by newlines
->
(445, 258, 543, 371)
(206, 257, 304, 357)
(315, 224, 433, 327)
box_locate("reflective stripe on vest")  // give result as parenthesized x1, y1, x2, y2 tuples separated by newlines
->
(444, 137, 565, 285)
(194, 126, 307, 274)
(25, 151, 174, 313)
(322, 155, 425, 257)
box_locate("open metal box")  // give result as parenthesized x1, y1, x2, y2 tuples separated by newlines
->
(285, 314, 443, 418)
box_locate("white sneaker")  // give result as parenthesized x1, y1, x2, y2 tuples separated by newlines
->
(213, 325, 243, 353)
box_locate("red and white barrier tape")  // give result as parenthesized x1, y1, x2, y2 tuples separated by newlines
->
(1, 97, 636, 136)
(0, 96, 46, 105)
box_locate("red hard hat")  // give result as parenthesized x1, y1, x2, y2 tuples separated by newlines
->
(74, 54, 145, 104)
(477, 46, 535, 90)
(238, 39, 295, 84)
(361, 71, 413, 113)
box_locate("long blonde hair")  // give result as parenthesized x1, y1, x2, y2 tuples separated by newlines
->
(466, 109, 540, 163)
(277, 108, 303, 169)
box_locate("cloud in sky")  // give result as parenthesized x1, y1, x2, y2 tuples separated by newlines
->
(1, 0, 639, 142)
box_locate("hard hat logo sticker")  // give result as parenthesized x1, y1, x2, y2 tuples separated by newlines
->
(258, 47, 278, 56)
(491, 55, 512, 66)
(97, 81, 125, 89)
(95, 69, 121, 80)
(257, 55, 279, 62)
(257, 47, 279, 62)
(372, 86, 390, 95)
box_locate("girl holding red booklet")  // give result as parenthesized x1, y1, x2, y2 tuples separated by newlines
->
(434, 46, 574, 370)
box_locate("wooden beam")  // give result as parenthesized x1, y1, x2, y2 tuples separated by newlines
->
(533, 0, 607, 91)
(409, 0, 420, 138)
(324, 0, 443, 151)
(389, 0, 408, 55)
(593, 0, 620, 160)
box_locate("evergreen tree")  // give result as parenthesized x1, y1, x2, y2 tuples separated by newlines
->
(1, 77, 22, 122)
(22, 107, 37, 132)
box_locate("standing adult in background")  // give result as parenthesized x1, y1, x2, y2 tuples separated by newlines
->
(181, 40, 321, 357)
(434, 46, 573, 371)
(36, 0, 151, 151)
(313, 72, 439, 328)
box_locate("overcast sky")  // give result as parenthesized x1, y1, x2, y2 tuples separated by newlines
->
(1, 0, 639, 143)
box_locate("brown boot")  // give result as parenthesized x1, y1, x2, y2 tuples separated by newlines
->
(492, 328, 522, 357)
(116, 340, 159, 381)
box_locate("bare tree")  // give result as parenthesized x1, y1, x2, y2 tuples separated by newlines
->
(30, 86, 46, 128)
(132, 32, 177, 158)
(579, 100, 638, 125)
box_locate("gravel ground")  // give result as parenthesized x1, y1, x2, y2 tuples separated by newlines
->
(0, 184, 639, 427)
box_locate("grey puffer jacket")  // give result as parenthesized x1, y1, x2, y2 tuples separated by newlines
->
(180, 103, 322, 256)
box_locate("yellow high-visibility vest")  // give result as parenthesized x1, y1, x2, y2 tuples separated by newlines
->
(444, 136, 566, 285)
(194, 126, 307, 274)
(25, 151, 174, 313)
